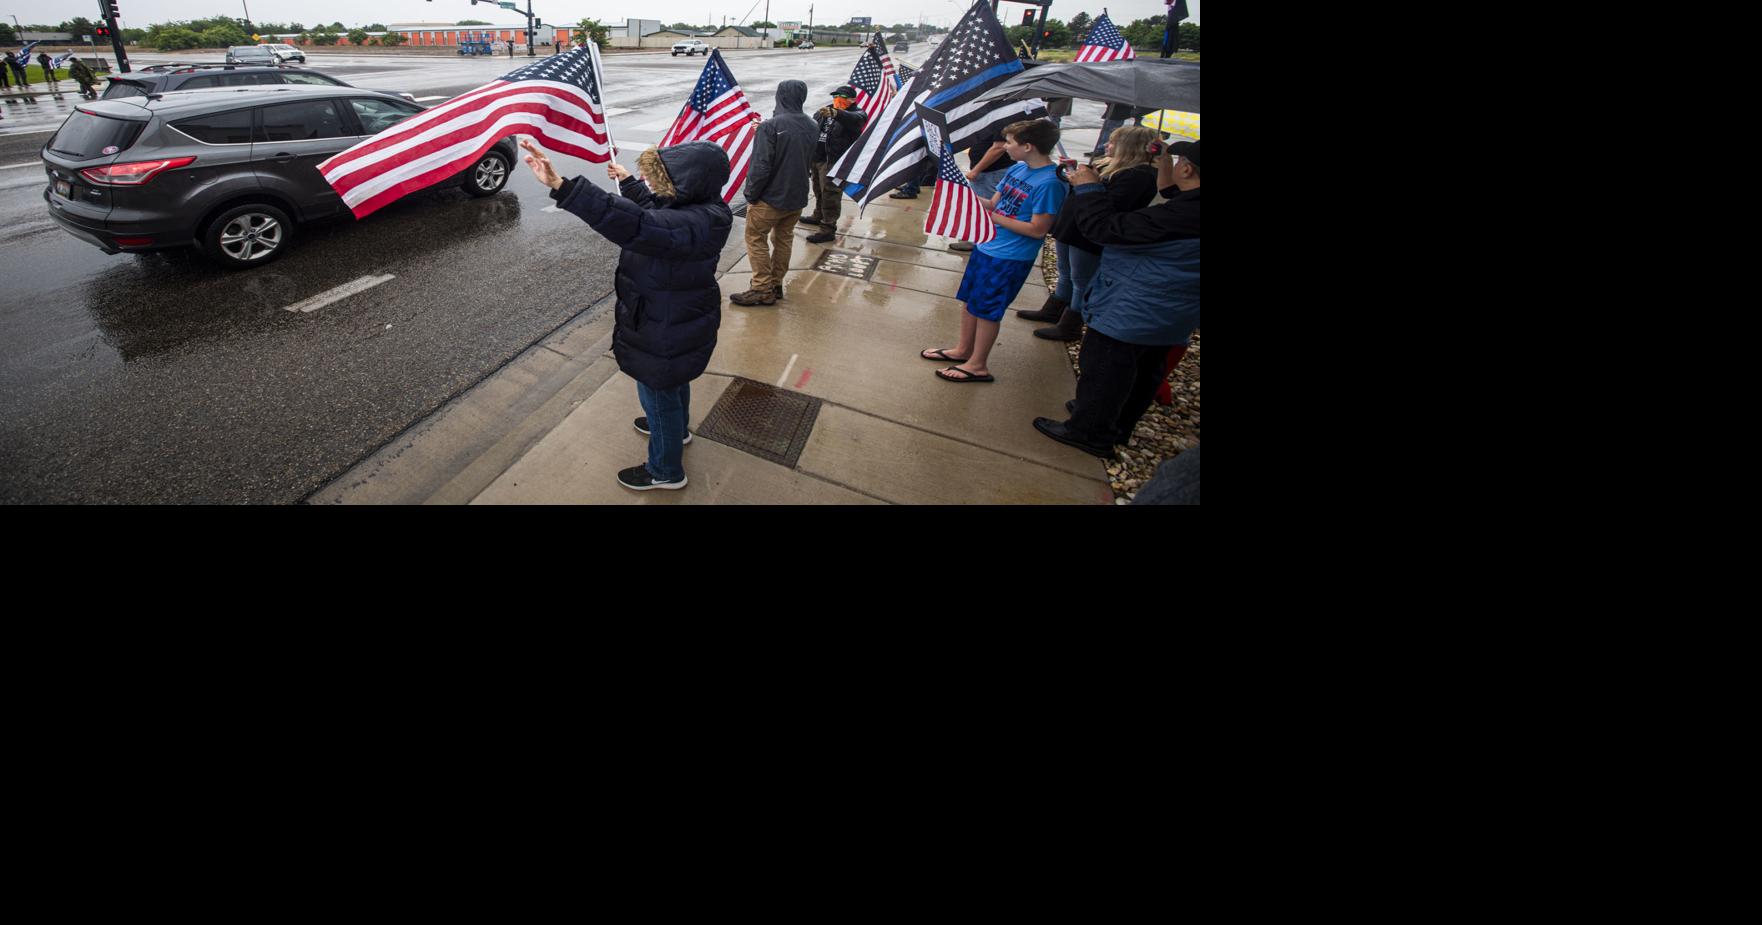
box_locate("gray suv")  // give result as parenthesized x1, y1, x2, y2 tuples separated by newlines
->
(42, 85, 517, 269)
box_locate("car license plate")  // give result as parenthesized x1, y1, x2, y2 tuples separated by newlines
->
(55, 178, 72, 198)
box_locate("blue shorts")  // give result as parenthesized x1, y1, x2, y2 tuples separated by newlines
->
(955, 249, 1037, 322)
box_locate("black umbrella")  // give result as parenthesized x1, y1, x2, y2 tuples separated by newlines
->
(975, 58, 1201, 114)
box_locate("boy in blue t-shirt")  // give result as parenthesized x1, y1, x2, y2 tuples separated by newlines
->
(921, 119, 1067, 383)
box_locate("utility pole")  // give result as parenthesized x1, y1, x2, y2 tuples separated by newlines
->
(96, 0, 129, 72)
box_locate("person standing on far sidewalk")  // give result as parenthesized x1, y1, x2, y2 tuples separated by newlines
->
(802, 85, 866, 244)
(731, 79, 816, 307)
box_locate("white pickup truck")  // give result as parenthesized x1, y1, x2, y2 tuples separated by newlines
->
(671, 40, 709, 56)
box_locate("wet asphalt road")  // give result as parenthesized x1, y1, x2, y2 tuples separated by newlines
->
(0, 46, 1109, 503)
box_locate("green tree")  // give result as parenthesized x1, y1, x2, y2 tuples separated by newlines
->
(381, 31, 407, 46)
(0, 23, 15, 44)
(1069, 12, 1091, 43)
(123, 28, 146, 43)
(457, 20, 493, 26)
(1178, 22, 1200, 52)
(151, 27, 204, 50)
(201, 23, 250, 47)
(366, 23, 387, 31)
(309, 30, 340, 46)
(574, 18, 610, 48)
(288, 23, 305, 33)
(347, 28, 369, 45)
(60, 17, 98, 36)
(754, 20, 777, 29)
(328, 22, 345, 31)
(1121, 15, 1165, 49)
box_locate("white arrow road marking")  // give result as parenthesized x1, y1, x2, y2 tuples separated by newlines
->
(283, 274, 396, 314)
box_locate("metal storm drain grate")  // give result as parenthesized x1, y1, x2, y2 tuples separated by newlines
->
(695, 377, 823, 468)
(812, 249, 879, 280)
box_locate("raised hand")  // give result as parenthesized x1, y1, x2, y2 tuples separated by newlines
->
(519, 138, 563, 190)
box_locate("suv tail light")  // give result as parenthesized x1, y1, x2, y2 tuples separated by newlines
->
(80, 156, 197, 186)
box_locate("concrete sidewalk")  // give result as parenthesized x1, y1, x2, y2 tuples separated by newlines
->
(311, 194, 1114, 505)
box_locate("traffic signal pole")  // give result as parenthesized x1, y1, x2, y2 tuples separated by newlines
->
(97, 0, 130, 72)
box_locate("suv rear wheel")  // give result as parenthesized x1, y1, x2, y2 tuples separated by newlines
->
(463, 150, 510, 197)
(203, 203, 293, 269)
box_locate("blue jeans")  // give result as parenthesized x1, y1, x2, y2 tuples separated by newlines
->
(1067, 245, 1102, 316)
(969, 167, 1008, 202)
(636, 380, 690, 482)
(895, 159, 936, 196)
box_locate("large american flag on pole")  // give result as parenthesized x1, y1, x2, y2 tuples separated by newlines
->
(658, 49, 758, 203)
(1075, 12, 1136, 62)
(319, 45, 611, 220)
(919, 107, 995, 245)
(846, 46, 895, 118)
(832, 1, 1045, 210)
(873, 32, 899, 89)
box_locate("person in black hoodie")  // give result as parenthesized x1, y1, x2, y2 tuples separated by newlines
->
(802, 85, 866, 244)
(521, 138, 733, 491)
(733, 79, 817, 307)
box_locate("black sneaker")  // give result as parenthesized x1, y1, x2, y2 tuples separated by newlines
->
(618, 464, 688, 491)
(806, 231, 836, 244)
(799, 216, 826, 226)
(889, 190, 918, 199)
(633, 417, 692, 444)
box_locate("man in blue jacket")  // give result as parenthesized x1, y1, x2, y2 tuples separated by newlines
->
(1034, 141, 1200, 459)
(522, 138, 733, 491)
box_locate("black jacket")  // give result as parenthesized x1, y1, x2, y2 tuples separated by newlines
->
(814, 104, 867, 165)
(553, 142, 734, 390)
(1053, 164, 1158, 255)
(745, 80, 817, 209)
(1073, 183, 1200, 248)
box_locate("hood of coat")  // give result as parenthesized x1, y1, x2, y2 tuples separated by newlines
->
(773, 79, 808, 117)
(656, 141, 732, 206)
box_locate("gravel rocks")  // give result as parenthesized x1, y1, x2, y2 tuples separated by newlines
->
(1042, 236, 1200, 504)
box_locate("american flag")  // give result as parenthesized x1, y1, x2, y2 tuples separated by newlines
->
(873, 32, 898, 89)
(319, 45, 611, 220)
(895, 62, 917, 87)
(658, 49, 758, 203)
(919, 109, 995, 245)
(847, 46, 894, 117)
(832, 1, 1045, 210)
(1075, 12, 1136, 62)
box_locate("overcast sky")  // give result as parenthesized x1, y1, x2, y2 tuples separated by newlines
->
(14, 0, 1196, 33)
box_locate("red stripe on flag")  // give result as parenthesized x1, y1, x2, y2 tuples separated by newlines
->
(322, 83, 600, 176)
(328, 99, 607, 197)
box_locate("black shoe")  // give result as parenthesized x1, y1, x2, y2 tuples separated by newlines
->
(771, 284, 785, 301)
(799, 215, 825, 226)
(806, 231, 836, 244)
(1016, 295, 1068, 323)
(1066, 399, 1076, 415)
(1033, 307, 1085, 342)
(617, 464, 688, 491)
(1033, 417, 1114, 459)
(634, 417, 693, 444)
(948, 241, 974, 252)
(889, 190, 918, 199)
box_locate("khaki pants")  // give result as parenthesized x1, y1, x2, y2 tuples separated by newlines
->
(809, 161, 843, 225)
(744, 200, 800, 291)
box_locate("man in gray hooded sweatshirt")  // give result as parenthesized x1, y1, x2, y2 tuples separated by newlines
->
(732, 79, 818, 307)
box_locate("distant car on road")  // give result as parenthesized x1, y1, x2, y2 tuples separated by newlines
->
(261, 43, 306, 64)
(672, 40, 709, 56)
(225, 45, 278, 65)
(42, 85, 517, 269)
(893, 42, 909, 53)
(797, 40, 815, 49)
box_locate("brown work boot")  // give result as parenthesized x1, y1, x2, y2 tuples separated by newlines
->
(730, 288, 778, 306)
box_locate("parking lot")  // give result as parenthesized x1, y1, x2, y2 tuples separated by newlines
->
(0, 46, 1113, 503)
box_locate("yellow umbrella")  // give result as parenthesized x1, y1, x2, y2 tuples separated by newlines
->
(1139, 109, 1200, 140)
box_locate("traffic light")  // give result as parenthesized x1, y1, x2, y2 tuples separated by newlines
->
(107, 0, 121, 19)
(1022, 10, 1035, 26)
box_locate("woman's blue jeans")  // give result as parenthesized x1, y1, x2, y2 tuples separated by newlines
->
(1067, 245, 1102, 316)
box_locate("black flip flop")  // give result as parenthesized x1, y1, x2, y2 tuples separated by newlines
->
(937, 367, 995, 383)
(920, 348, 970, 362)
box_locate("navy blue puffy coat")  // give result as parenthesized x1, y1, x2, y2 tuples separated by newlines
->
(554, 141, 733, 389)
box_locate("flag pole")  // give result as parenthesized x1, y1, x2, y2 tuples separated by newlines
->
(587, 40, 618, 159)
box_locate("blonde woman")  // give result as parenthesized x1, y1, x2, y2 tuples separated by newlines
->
(1018, 125, 1165, 341)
